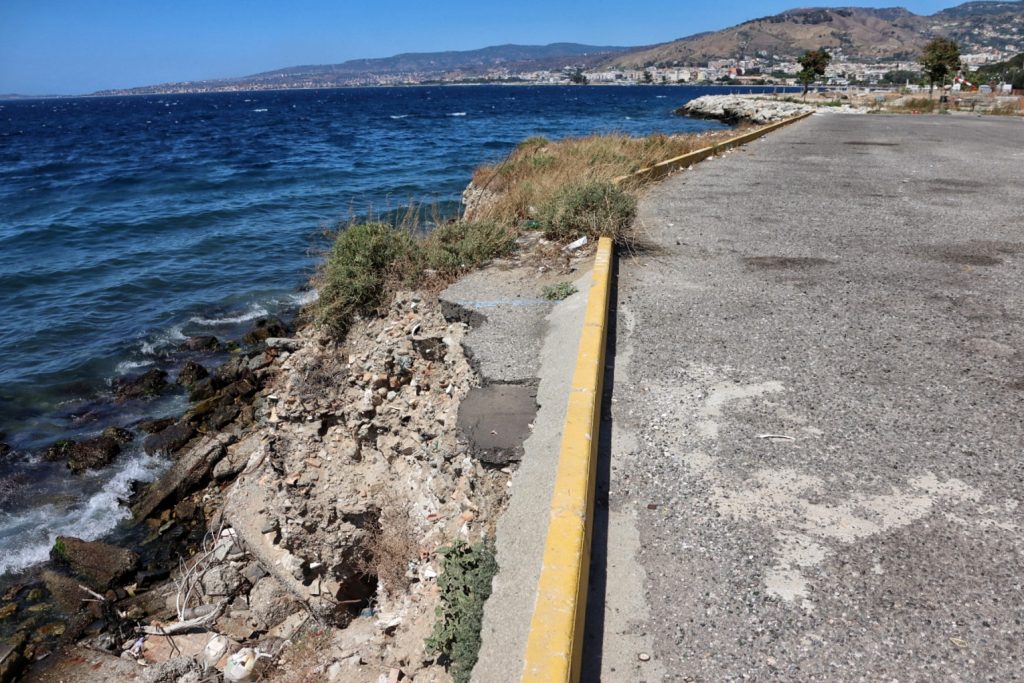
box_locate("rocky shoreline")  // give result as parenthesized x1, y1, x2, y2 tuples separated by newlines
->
(0, 226, 589, 683)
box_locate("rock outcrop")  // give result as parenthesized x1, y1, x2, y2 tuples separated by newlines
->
(678, 94, 816, 123)
(679, 94, 869, 123)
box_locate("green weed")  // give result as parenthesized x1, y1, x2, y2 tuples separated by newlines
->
(426, 540, 498, 683)
(542, 281, 578, 301)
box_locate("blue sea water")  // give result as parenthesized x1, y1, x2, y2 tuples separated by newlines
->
(0, 84, 770, 577)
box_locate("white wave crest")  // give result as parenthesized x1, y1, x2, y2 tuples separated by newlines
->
(389, 114, 409, 120)
(115, 359, 155, 375)
(253, 108, 268, 113)
(139, 324, 186, 355)
(190, 304, 269, 326)
(291, 290, 319, 306)
(448, 112, 467, 117)
(0, 452, 166, 576)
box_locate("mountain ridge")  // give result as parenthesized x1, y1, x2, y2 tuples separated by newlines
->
(608, 1, 1023, 67)
(92, 1, 1023, 95)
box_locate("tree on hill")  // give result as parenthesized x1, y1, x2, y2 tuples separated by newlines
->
(797, 49, 832, 97)
(919, 38, 961, 97)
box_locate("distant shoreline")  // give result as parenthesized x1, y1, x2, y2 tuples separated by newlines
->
(1, 82, 817, 102)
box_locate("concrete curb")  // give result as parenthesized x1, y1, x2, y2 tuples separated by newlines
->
(518, 112, 814, 682)
(614, 111, 813, 186)
(521, 237, 612, 682)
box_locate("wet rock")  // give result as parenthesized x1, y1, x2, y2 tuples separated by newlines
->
(113, 368, 169, 400)
(137, 417, 176, 434)
(50, 537, 139, 589)
(0, 604, 15, 621)
(187, 376, 223, 402)
(0, 631, 26, 683)
(182, 335, 221, 352)
(132, 435, 229, 520)
(222, 379, 257, 400)
(67, 436, 121, 473)
(175, 361, 208, 388)
(189, 396, 240, 431)
(242, 316, 289, 346)
(143, 422, 196, 456)
(45, 436, 122, 474)
(0, 443, 11, 461)
(101, 426, 134, 445)
(215, 356, 258, 390)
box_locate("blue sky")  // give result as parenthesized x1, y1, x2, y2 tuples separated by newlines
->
(2, 0, 957, 94)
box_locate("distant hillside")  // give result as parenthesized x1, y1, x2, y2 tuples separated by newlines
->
(263, 43, 636, 79)
(608, 1, 1024, 66)
(95, 43, 641, 94)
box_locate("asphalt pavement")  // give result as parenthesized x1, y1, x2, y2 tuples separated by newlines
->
(589, 113, 1024, 681)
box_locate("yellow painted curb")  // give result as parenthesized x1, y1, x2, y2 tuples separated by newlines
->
(519, 109, 811, 683)
(614, 111, 813, 186)
(521, 236, 612, 683)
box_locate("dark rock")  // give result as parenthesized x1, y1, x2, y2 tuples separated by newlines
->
(112, 368, 168, 400)
(137, 417, 176, 434)
(205, 402, 240, 431)
(173, 499, 198, 521)
(101, 426, 134, 445)
(50, 537, 139, 590)
(175, 360, 208, 388)
(0, 443, 12, 461)
(413, 337, 448, 362)
(67, 436, 121, 474)
(0, 631, 26, 683)
(181, 335, 220, 352)
(132, 436, 228, 520)
(222, 379, 257, 400)
(187, 376, 223, 402)
(45, 437, 121, 473)
(242, 316, 289, 345)
(142, 422, 195, 456)
(215, 355, 254, 385)
(42, 439, 75, 462)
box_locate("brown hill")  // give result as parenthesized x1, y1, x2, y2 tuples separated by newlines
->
(609, 2, 1024, 66)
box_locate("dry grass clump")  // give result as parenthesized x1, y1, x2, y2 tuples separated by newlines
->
(539, 181, 636, 244)
(314, 218, 516, 334)
(357, 501, 421, 595)
(886, 96, 939, 113)
(468, 131, 735, 227)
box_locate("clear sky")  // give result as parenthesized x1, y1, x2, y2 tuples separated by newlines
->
(1, 0, 958, 95)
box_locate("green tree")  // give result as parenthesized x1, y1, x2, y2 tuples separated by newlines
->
(797, 49, 832, 97)
(919, 38, 961, 97)
(568, 67, 588, 85)
(642, 69, 654, 84)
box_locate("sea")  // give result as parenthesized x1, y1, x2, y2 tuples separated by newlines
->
(0, 83, 783, 580)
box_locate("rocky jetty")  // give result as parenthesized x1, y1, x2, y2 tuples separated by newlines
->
(679, 94, 871, 124)
(678, 94, 816, 123)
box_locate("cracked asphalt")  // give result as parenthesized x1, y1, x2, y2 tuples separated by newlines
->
(591, 114, 1024, 681)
